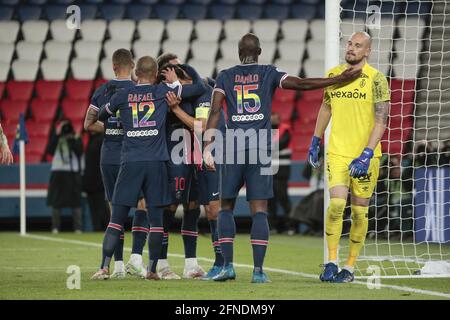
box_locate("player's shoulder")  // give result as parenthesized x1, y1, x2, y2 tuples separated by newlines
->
(92, 82, 109, 98)
(365, 63, 388, 82)
(326, 63, 347, 77)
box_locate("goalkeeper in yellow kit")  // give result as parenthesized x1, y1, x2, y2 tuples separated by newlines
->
(308, 32, 390, 283)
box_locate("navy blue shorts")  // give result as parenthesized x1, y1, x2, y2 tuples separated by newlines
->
(197, 164, 222, 205)
(100, 164, 120, 202)
(221, 150, 273, 201)
(167, 161, 198, 204)
(112, 161, 171, 207)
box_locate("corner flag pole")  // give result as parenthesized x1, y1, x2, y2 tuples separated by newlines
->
(19, 139, 26, 236)
(324, 0, 340, 263)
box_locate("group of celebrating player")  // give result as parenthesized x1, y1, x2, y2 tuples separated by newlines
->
(83, 30, 389, 284)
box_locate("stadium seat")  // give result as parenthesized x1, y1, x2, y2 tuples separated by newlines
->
(25, 120, 51, 138)
(103, 40, 132, 58)
(0, 21, 19, 43)
(340, 18, 366, 38)
(27, 0, 47, 5)
(369, 18, 396, 41)
(393, 40, 421, 63)
(301, 89, 324, 103)
(181, 4, 207, 21)
(165, 0, 186, 4)
(224, 20, 251, 40)
(154, 4, 179, 20)
(78, 4, 98, 20)
(306, 40, 325, 61)
(252, 20, 279, 41)
(280, 20, 308, 42)
(216, 58, 239, 72)
(0, 43, 14, 64)
(95, 78, 108, 89)
(132, 40, 161, 59)
(6, 81, 34, 101)
(44, 5, 67, 21)
(309, 19, 325, 41)
(16, 41, 43, 62)
(296, 99, 321, 124)
(111, 0, 132, 3)
(392, 59, 419, 79)
(18, 5, 42, 21)
(100, 58, 115, 80)
(405, 1, 431, 15)
(22, 20, 49, 43)
(0, 63, 9, 82)
(100, 4, 125, 21)
(35, 80, 63, 101)
(80, 20, 106, 41)
(25, 152, 43, 164)
(220, 40, 238, 61)
(390, 79, 415, 102)
(218, 0, 238, 4)
(74, 40, 102, 60)
(290, 4, 316, 20)
(278, 40, 306, 62)
(273, 88, 296, 103)
(190, 40, 218, 62)
(137, 20, 165, 41)
(44, 41, 72, 62)
(138, 0, 158, 3)
(303, 59, 325, 78)
(85, 0, 104, 3)
(65, 79, 94, 100)
(0, 99, 28, 123)
(26, 136, 48, 155)
(11, 60, 39, 81)
(369, 39, 393, 64)
(50, 20, 76, 43)
(108, 19, 135, 41)
(259, 41, 276, 64)
(62, 99, 89, 122)
(162, 40, 190, 62)
(301, 0, 322, 4)
(397, 17, 426, 39)
(0, 6, 14, 20)
(190, 0, 212, 4)
(41, 59, 68, 81)
(71, 59, 99, 80)
(187, 58, 215, 78)
(209, 4, 235, 21)
(0, 122, 18, 139)
(0, 81, 4, 98)
(272, 0, 292, 4)
(272, 100, 294, 122)
(273, 59, 301, 77)
(166, 20, 194, 41)
(126, 4, 151, 21)
(195, 20, 222, 42)
(263, 5, 289, 20)
(236, 5, 262, 20)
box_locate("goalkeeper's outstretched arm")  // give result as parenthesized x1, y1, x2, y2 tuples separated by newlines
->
(366, 101, 389, 150)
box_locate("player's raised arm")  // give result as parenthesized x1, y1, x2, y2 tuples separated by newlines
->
(281, 67, 362, 91)
(178, 64, 207, 98)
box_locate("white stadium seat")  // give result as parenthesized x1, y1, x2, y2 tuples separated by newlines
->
(224, 20, 251, 40)
(394, 39, 422, 62)
(309, 19, 326, 41)
(259, 41, 276, 64)
(306, 40, 325, 61)
(12, 60, 39, 81)
(281, 20, 308, 42)
(0, 43, 14, 64)
(220, 40, 238, 61)
(100, 58, 115, 80)
(393, 58, 419, 79)
(0, 62, 9, 81)
(16, 41, 43, 62)
(50, 20, 76, 42)
(369, 18, 396, 40)
(108, 20, 136, 42)
(397, 17, 426, 40)
(71, 58, 99, 80)
(44, 41, 72, 62)
(369, 39, 394, 63)
(190, 40, 218, 62)
(137, 20, 165, 42)
(278, 40, 306, 62)
(22, 20, 49, 43)
(187, 58, 215, 78)
(103, 40, 132, 58)
(274, 59, 301, 77)
(252, 20, 279, 42)
(166, 20, 193, 41)
(0, 21, 20, 44)
(132, 40, 161, 59)
(74, 40, 102, 60)
(367, 61, 391, 76)
(195, 20, 222, 41)
(340, 18, 366, 38)
(41, 59, 68, 81)
(80, 20, 107, 41)
(303, 59, 325, 78)
(162, 40, 190, 62)
(216, 58, 239, 72)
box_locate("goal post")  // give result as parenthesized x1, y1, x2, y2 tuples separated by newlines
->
(324, 0, 450, 278)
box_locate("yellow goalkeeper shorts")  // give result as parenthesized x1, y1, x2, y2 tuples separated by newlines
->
(325, 152, 380, 199)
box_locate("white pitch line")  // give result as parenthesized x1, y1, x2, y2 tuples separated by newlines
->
(21, 234, 450, 299)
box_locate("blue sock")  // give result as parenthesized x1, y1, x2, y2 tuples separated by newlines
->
(181, 208, 200, 258)
(250, 212, 269, 273)
(160, 208, 175, 260)
(217, 210, 235, 267)
(101, 204, 130, 269)
(209, 219, 224, 267)
(113, 229, 124, 262)
(147, 206, 164, 273)
(131, 209, 148, 255)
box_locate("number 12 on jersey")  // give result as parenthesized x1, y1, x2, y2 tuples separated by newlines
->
(234, 84, 261, 114)
(130, 102, 156, 128)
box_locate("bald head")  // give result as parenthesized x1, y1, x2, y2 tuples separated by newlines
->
(238, 33, 261, 63)
(345, 31, 372, 65)
(135, 56, 158, 81)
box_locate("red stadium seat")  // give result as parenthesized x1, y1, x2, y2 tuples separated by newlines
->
(1, 122, 18, 137)
(61, 99, 89, 122)
(0, 100, 28, 124)
(292, 150, 308, 161)
(296, 99, 321, 124)
(35, 80, 63, 101)
(95, 78, 108, 89)
(65, 79, 94, 100)
(30, 98, 59, 122)
(25, 120, 51, 138)
(390, 79, 415, 103)
(272, 100, 294, 122)
(293, 122, 315, 135)
(72, 120, 84, 135)
(300, 89, 324, 102)
(0, 82, 5, 98)
(6, 81, 34, 101)
(293, 136, 309, 152)
(25, 152, 43, 164)
(273, 88, 296, 103)
(26, 137, 48, 155)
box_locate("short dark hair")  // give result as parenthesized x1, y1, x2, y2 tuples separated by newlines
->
(157, 53, 179, 69)
(112, 48, 133, 68)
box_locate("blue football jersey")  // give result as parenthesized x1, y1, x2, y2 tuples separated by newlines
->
(194, 84, 226, 135)
(89, 79, 135, 165)
(214, 64, 287, 150)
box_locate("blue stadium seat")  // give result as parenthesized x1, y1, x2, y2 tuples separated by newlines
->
(300, 0, 321, 4)
(264, 4, 289, 20)
(181, 4, 207, 21)
(272, 0, 292, 4)
(138, 0, 159, 4)
(218, 0, 238, 4)
(317, 2, 325, 19)
(342, 1, 368, 19)
(209, 4, 235, 20)
(244, 0, 266, 4)
(45, 5, 67, 21)
(380, 1, 402, 16)
(85, 0, 104, 4)
(18, 5, 42, 21)
(236, 5, 262, 20)
(405, 1, 431, 15)
(55, 0, 75, 4)
(0, 0, 19, 5)
(100, 4, 125, 21)
(154, 4, 179, 20)
(79, 4, 98, 20)
(26, 0, 47, 5)
(165, 0, 186, 4)
(290, 4, 316, 20)
(189, 0, 212, 4)
(0, 6, 14, 20)
(111, 0, 132, 3)
(126, 4, 152, 21)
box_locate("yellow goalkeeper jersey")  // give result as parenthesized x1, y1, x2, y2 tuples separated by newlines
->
(323, 62, 390, 159)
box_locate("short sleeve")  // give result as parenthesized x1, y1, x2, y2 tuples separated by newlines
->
(107, 91, 123, 115)
(89, 89, 101, 112)
(322, 68, 335, 105)
(271, 66, 288, 89)
(213, 71, 226, 96)
(372, 72, 390, 103)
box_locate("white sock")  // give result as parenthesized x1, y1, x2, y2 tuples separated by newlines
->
(114, 261, 124, 273)
(185, 258, 198, 270)
(129, 254, 142, 266)
(157, 259, 170, 271)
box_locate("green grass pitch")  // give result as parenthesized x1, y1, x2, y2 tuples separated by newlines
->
(0, 232, 449, 300)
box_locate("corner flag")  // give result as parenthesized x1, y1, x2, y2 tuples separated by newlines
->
(13, 113, 28, 155)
